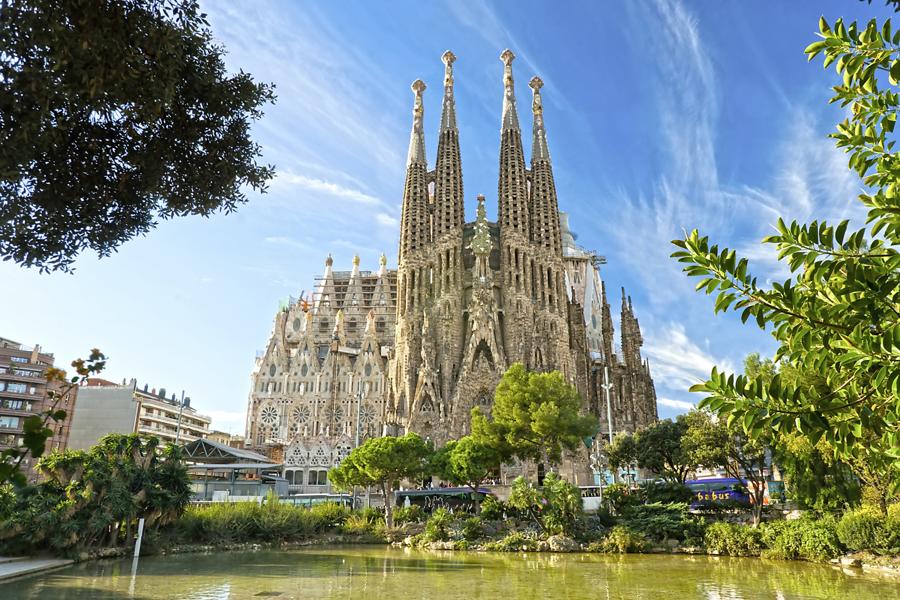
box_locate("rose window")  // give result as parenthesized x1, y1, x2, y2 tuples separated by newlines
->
(359, 403, 377, 425)
(291, 405, 311, 425)
(324, 405, 344, 423)
(259, 405, 278, 426)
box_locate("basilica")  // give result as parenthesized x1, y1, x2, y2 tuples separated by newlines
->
(245, 50, 657, 492)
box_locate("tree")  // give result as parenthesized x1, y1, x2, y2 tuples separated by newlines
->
(742, 354, 861, 512)
(1, 0, 275, 272)
(434, 435, 502, 514)
(672, 16, 900, 502)
(507, 473, 583, 535)
(328, 433, 431, 528)
(471, 363, 596, 468)
(0, 433, 190, 553)
(0, 349, 105, 486)
(605, 432, 638, 478)
(633, 416, 697, 484)
(682, 410, 770, 525)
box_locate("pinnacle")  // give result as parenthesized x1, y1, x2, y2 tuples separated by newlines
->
(442, 50, 456, 66)
(529, 76, 544, 91)
(411, 79, 426, 94)
(500, 48, 515, 65)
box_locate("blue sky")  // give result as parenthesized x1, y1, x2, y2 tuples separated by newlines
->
(1, 0, 890, 434)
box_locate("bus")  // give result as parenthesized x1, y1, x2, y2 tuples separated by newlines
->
(280, 493, 357, 509)
(685, 478, 751, 508)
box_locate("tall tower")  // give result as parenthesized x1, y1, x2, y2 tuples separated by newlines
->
(497, 49, 532, 365)
(392, 80, 430, 426)
(431, 51, 467, 411)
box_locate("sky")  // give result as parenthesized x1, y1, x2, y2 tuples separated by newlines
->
(1, 0, 892, 435)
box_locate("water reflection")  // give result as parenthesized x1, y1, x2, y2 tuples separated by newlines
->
(3, 546, 898, 599)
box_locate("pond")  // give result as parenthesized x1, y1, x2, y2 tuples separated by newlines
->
(3, 546, 898, 599)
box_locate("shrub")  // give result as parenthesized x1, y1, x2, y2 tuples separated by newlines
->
(837, 507, 900, 554)
(590, 525, 647, 553)
(484, 531, 539, 552)
(508, 474, 583, 535)
(621, 502, 704, 543)
(309, 502, 351, 529)
(480, 495, 506, 520)
(393, 504, 424, 525)
(641, 481, 694, 505)
(761, 516, 842, 562)
(604, 483, 639, 514)
(340, 512, 384, 537)
(461, 517, 485, 542)
(423, 508, 453, 542)
(703, 522, 764, 556)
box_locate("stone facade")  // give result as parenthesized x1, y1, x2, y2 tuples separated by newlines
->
(246, 50, 657, 491)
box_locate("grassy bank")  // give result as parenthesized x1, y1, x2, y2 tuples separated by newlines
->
(148, 498, 900, 569)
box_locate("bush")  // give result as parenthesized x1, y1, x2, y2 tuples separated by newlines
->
(393, 504, 424, 525)
(837, 507, 900, 554)
(604, 483, 639, 514)
(309, 502, 351, 529)
(508, 474, 583, 535)
(703, 522, 764, 556)
(423, 508, 453, 542)
(461, 517, 485, 542)
(640, 481, 694, 505)
(170, 500, 325, 545)
(590, 525, 647, 553)
(484, 531, 539, 552)
(761, 515, 842, 562)
(621, 502, 705, 543)
(479, 495, 506, 520)
(340, 512, 384, 537)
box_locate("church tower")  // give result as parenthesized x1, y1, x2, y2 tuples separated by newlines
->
(391, 79, 430, 428)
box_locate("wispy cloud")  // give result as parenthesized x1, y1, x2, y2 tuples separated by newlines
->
(264, 236, 312, 251)
(644, 322, 736, 391)
(657, 397, 696, 412)
(273, 172, 382, 206)
(376, 213, 399, 227)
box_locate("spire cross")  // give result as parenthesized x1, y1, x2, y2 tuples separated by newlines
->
(500, 49, 515, 89)
(442, 50, 456, 89)
(411, 79, 426, 120)
(529, 76, 544, 115)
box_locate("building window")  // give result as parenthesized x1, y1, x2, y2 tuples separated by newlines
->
(2, 399, 31, 411)
(309, 470, 328, 486)
(0, 416, 21, 429)
(5, 382, 26, 394)
(10, 356, 28, 364)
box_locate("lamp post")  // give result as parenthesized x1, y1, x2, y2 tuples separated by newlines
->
(174, 390, 186, 445)
(599, 367, 617, 483)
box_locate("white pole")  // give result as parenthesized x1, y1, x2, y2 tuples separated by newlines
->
(603, 366, 614, 444)
(133, 517, 145, 558)
(174, 390, 185, 444)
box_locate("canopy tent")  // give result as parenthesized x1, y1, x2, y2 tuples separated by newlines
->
(181, 438, 271, 465)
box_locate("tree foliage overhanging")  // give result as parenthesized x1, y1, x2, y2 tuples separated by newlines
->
(671, 16, 900, 492)
(0, 0, 275, 272)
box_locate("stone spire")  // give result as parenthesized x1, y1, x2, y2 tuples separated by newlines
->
(620, 288, 643, 369)
(440, 50, 457, 132)
(500, 49, 520, 132)
(497, 49, 529, 237)
(529, 75, 562, 255)
(434, 51, 464, 238)
(407, 79, 427, 166)
(399, 80, 430, 261)
(529, 76, 550, 162)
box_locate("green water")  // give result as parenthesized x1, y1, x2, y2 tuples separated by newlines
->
(3, 546, 898, 599)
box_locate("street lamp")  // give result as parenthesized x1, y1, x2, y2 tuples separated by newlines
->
(174, 390, 187, 445)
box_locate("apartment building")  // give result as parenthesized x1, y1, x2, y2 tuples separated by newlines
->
(68, 378, 210, 450)
(0, 337, 77, 480)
